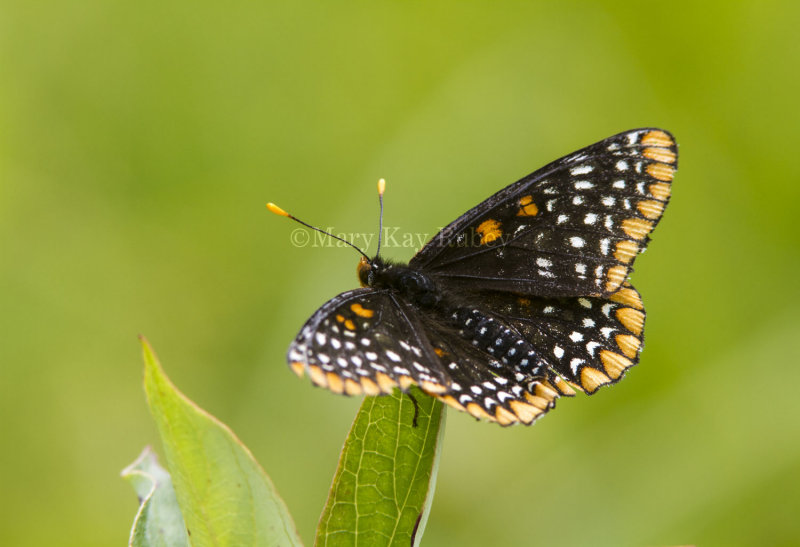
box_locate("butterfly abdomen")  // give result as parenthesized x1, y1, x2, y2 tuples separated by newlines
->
(445, 306, 547, 375)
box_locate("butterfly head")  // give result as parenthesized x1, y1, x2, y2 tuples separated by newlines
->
(357, 255, 386, 287)
(357, 256, 372, 287)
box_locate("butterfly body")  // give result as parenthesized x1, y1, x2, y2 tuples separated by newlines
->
(284, 129, 677, 426)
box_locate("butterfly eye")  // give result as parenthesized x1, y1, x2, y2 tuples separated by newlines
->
(357, 256, 372, 287)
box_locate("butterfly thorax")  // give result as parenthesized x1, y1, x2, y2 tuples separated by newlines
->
(358, 256, 441, 308)
(357, 256, 545, 376)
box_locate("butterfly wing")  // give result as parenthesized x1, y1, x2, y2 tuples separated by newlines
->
(287, 288, 453, 397)
(410, 128, 676, 297)
(412, 312, 577, 426)
(470, 282, 646, 394)
(287, 287, 575, 426)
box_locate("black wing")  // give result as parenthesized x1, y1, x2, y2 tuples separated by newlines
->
(287, 288, 575, 426)
(410, 128, 676, 297)
(288, 288, 452, 397)
(470, 282, 647, 394)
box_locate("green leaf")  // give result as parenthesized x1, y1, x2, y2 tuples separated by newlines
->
(316, 387, 446, 547)
(121, 446, 190, 547)
(140, 336, 303, 547)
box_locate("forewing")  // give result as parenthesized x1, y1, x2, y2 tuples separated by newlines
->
(410, 128, 677, 297)
(287, 289, 452, 397)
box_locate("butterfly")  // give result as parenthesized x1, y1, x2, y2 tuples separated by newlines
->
(270, 128, 677, 426)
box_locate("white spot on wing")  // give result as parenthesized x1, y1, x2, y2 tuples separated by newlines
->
(586, 341, 602, 356)
(571, 165, 594, 175)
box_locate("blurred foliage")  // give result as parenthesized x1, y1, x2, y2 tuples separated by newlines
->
(1, 1, 799, 545)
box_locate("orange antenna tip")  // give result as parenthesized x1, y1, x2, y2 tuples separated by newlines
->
(266, 202, 289, 217)
(377, 178, 386, 196)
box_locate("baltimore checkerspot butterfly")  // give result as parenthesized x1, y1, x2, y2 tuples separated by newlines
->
(268, 128, 677, 426)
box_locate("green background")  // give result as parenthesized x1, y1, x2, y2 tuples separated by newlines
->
(3, 2, 799, 546)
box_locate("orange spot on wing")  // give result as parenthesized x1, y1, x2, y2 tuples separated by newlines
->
(308, 366, 327, 387)
(534, 383, 558, 401)
(326, 372, 344, 394)
(646, 163, 675, 182)
(438, 395, 466, 412)
(580, 367, 611, 393)
(344, 319, 356, 330)
(350, 303, 374, 318)
(398, 376, 415, 390)
(551, 377, 578, 396)
(517, 195, 539, 216)
(375, 372, 397, 393)
(600, 350, 633, 379)
(616, 308, 645, 335)
(615, 334, 641, 359)
(641, 130, 674, 148)
(523, 393, 551, 410)
(495, 406, 518, 426)
(609, 287, 644, 310)
(476, 219, 503, 244)
(420, 380, 447, 394)
(466, 403, 495, 421)
(614, 240, 639, 264)
(290, 362, 305, 378)
(344, 378, 363, 396)
(637, 199, 665, 219)
(648, 182, 672, 200)
(605, 265, 629, 293)
(360, 377, 381, 396)
(621, 218, 654, 240)
(643, 147, 677, 164)
(509, 400, 542, 424)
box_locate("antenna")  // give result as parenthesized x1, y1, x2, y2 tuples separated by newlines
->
(266, 202, 371, 261)
(376, 178, 386, 257)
